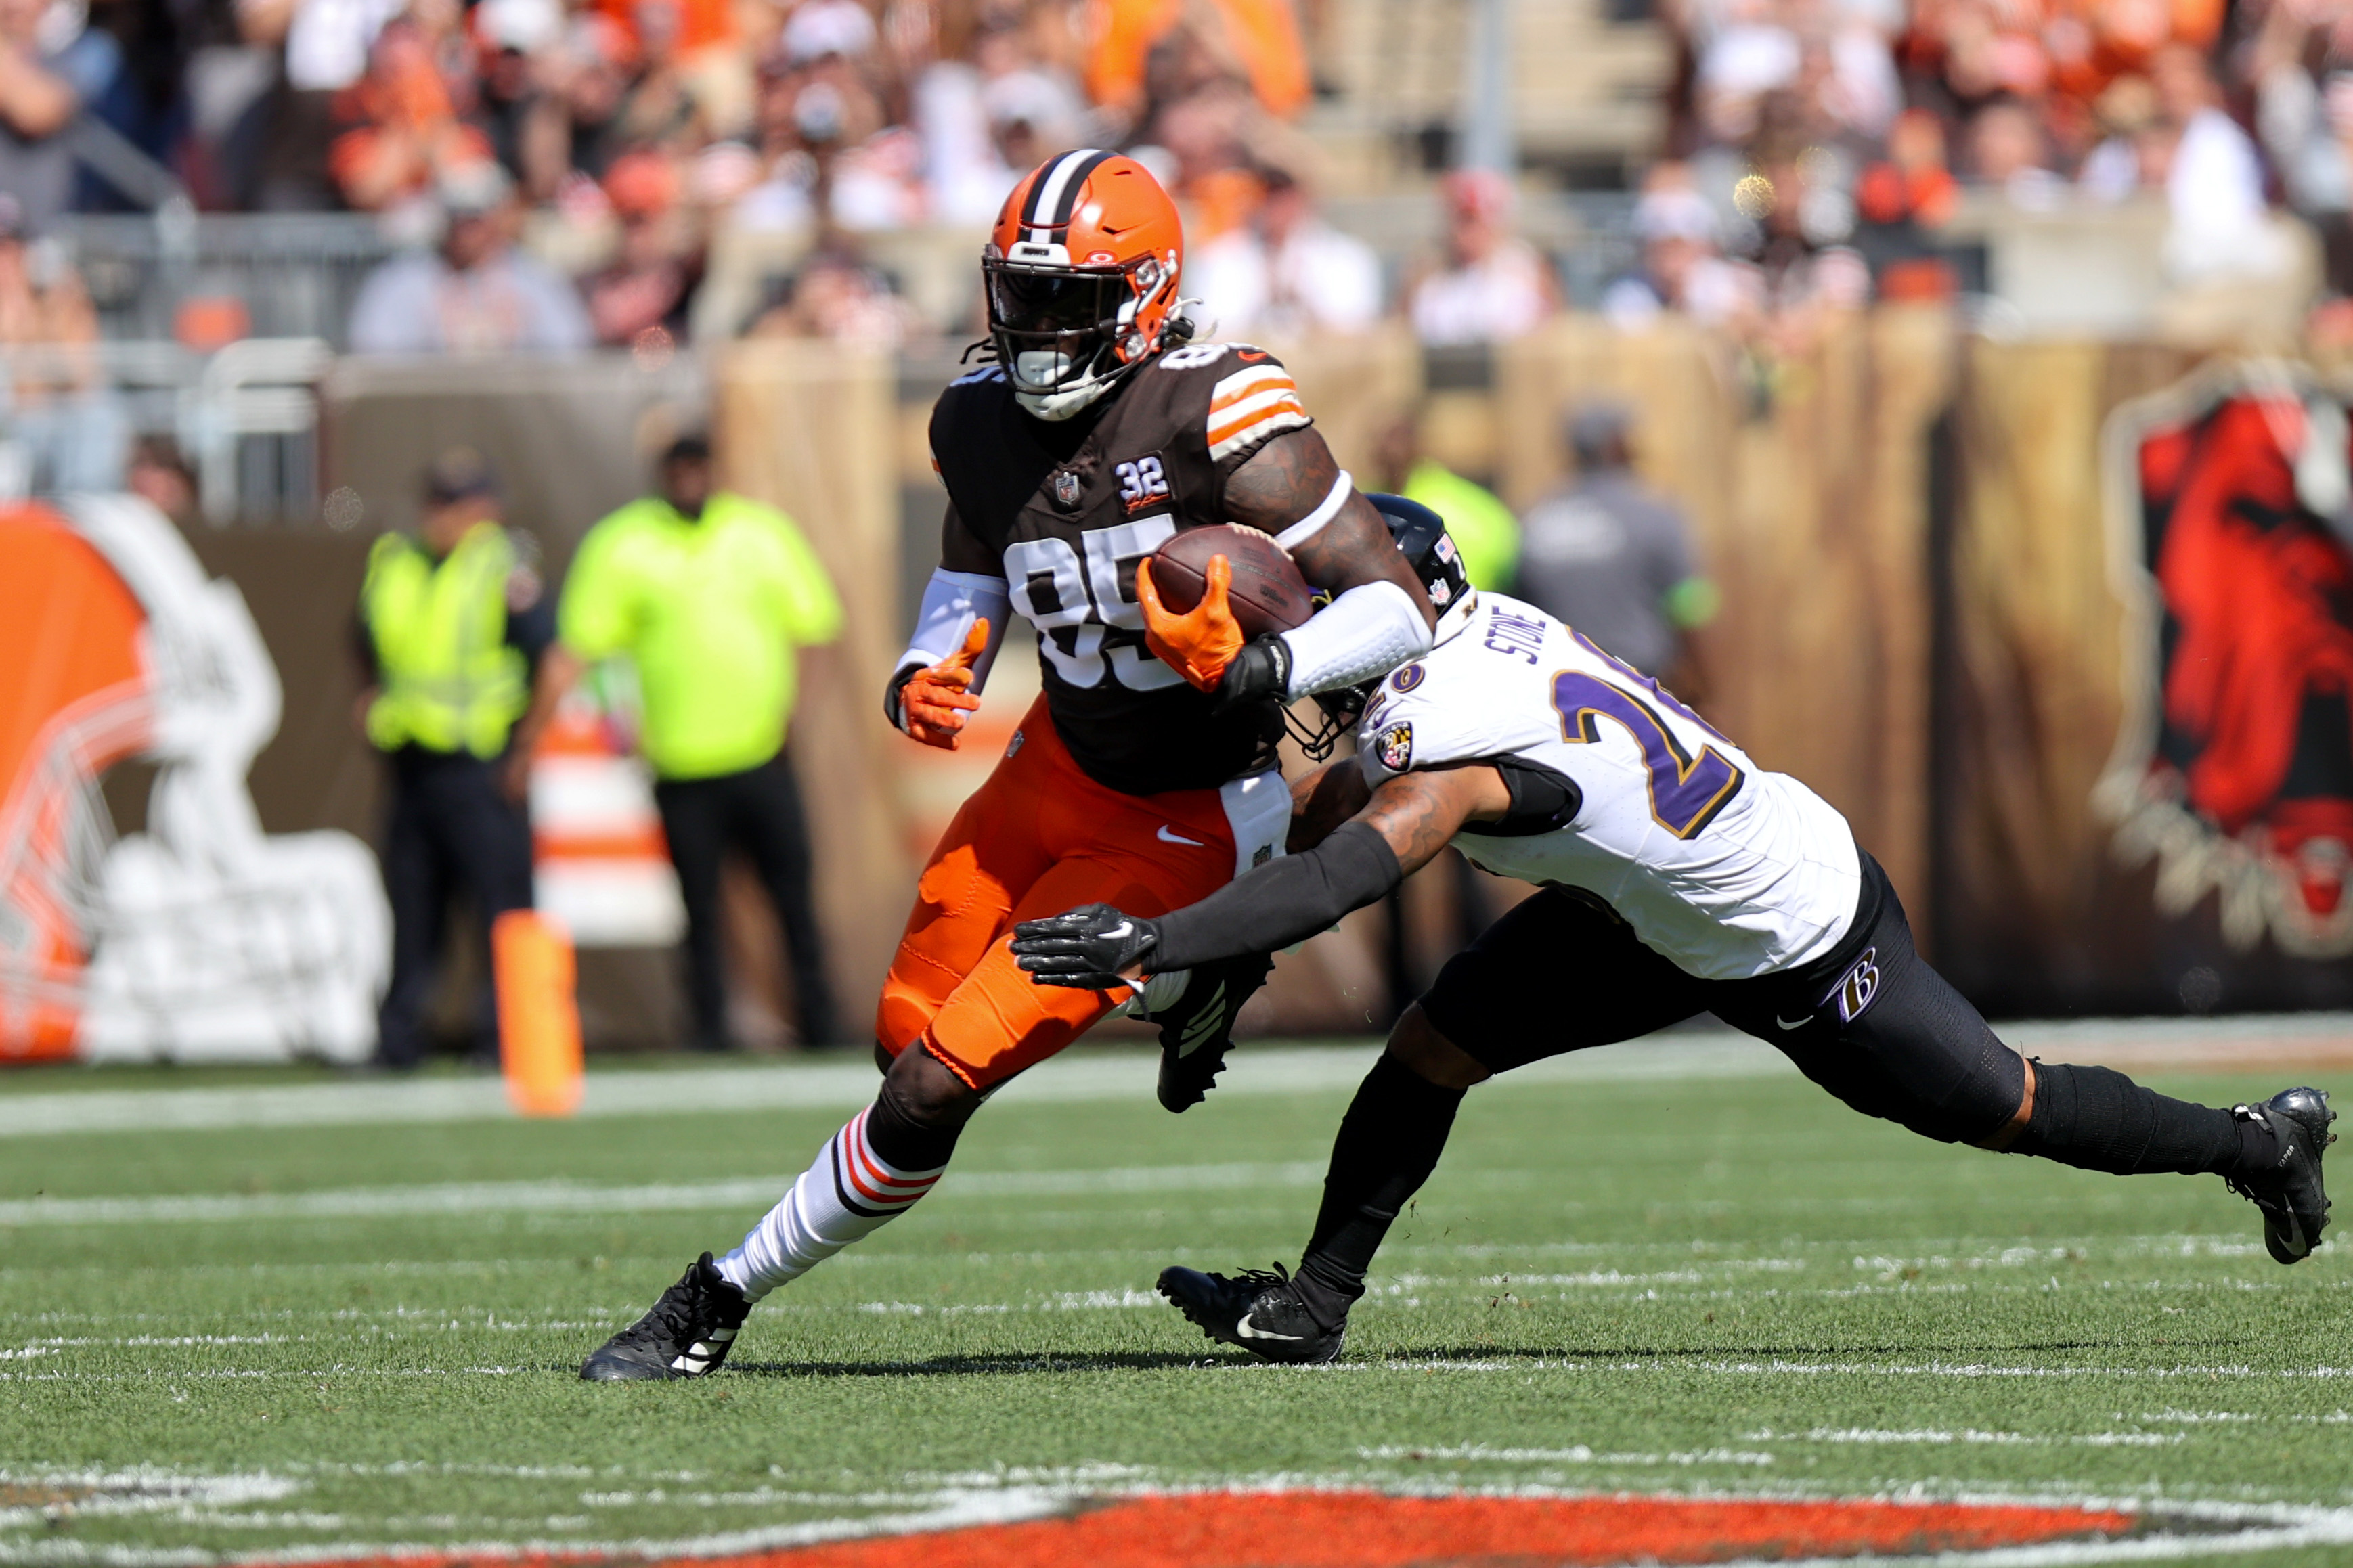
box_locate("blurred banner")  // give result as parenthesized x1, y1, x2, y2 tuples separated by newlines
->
(1937, 349, 2353, 1016)
(13, 324, 2352, 1063)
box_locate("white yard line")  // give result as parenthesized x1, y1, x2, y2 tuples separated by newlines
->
(4, 1012, 2344, 1140)
(0, 1162, 1329, 1228)
(8, 1011, 2347, 1143)
(0, 1039, 1792, 1140)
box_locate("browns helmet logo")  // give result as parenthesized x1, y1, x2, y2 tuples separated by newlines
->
(0, 499, 387, 1060)
(2095, 367, 2353, 956)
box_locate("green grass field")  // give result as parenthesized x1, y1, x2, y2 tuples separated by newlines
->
(2, 1039, 2350, 1565)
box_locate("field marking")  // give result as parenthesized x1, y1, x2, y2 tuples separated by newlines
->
(5, 1477, 2353, 1568)
(0, 1039, 1793, 1140)
(5, 1011, 2341, 1142)
(0, 1162, 1329, 1228)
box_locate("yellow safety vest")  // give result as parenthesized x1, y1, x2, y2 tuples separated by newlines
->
(361, 523, 528, 759)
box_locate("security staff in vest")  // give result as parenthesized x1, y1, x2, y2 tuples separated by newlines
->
(558, 434, 844, 1051)
(359, 448, 568, 1069)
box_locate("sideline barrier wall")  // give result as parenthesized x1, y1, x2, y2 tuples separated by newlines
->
(26, 323, 2340, 1058)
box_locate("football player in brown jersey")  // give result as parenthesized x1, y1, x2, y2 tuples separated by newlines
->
(580, 150, 1440, 1379)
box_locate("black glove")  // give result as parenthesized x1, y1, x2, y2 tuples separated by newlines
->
(1011, 903, 1162, 990)
(1212, 634, 1290, 715)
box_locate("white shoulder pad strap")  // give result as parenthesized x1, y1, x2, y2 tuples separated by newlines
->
(896, 568, 1011, 691)
(1278, 579, 1432, 698)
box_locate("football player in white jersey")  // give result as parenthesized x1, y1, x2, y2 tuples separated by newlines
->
(1012, 498, 2337, 1364)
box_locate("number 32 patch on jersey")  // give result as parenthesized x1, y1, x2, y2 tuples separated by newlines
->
(1116, 452, 1170, 515)
(1377, 721, 1413, 772)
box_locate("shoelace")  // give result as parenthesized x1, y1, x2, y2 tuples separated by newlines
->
(1218, 1263, 1295, 1295)
(616, 1276, 709, 1349)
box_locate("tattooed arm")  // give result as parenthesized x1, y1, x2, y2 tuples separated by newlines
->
(1010, 764, 1509, 984)
(1225, 427, 1436, 628)
(1288, 759, 1372, 853)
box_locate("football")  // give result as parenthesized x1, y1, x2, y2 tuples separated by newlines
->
(1147, 523, 1317, 640)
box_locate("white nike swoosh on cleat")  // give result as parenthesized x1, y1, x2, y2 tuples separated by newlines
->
(1233, 1311, 1306, 1341)
(1774, 1014, 1811, 1031)
(1157, 826, 1205, 845)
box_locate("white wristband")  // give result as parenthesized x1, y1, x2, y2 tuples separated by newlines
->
(1273, 470, 1353, 552)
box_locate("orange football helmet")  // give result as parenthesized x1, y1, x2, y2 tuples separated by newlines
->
(986, 150, 1186, 420)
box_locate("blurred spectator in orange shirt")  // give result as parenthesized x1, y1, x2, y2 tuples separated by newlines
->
(1857, 108, 1960, 230)
(1088, 0, 1309, 133)
(584, 148, 701, 349)
(329, 14, 498, 211)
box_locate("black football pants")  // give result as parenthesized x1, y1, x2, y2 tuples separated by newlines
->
(1419, 851, 2026, 1144)
(653, 752, 839, 1050)
(376, 747, 535, 1069)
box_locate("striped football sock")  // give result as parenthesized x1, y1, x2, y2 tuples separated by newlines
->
(716, 1106, 946, 1301)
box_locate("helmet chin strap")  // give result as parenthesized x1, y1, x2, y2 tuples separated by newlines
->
(1015, 374, 1118, 422)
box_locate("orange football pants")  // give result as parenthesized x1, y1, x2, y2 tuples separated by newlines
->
(876, 696, 1241, 1090)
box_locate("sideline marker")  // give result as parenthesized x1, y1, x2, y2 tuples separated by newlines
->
(493, 910, 583, 1117)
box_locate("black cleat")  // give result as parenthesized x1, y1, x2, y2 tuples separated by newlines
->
(1148, 954, 1273, 1113)
(2227, 1088, 2337, 1264)
(1157, 1261, 1344, 1364)
(580, 1252, 749, 1380)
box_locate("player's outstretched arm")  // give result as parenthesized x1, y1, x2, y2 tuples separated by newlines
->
(1012, 764, 1508, 988)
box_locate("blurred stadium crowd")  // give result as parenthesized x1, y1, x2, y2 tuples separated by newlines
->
(0, 0, 2349, 486)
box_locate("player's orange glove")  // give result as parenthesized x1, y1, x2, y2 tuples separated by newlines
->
(898, 619, 989, 749)
(1138, 555, 1244, 692)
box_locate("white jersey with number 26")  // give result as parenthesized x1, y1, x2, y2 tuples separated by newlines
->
(1356, 592, 1860, 981)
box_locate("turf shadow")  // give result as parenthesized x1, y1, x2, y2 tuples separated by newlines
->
(718, 1350, 1220, 1379)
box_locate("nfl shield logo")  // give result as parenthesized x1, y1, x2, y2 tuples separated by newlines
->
(1050, 470, 1083, 511)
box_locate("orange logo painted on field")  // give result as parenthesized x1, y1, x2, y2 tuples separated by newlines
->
(279, 1490, 2140, 1568)
(0, 504, 156, 1058)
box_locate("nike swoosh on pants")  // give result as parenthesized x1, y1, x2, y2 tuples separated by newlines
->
(1774, 1014, 1811, 1031)
(1157, 826, 1204, 846)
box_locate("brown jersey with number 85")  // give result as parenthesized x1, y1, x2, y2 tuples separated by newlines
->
(929, 341, 1313, 795)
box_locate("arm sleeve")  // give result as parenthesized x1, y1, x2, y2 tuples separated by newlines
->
(885, 567, 1011, 727)
(768, 512, 845, 648)
(1149, 821, 1402, 971)
(1277, 579, 1432, 697)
